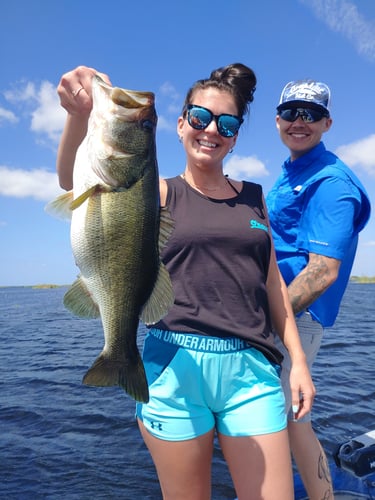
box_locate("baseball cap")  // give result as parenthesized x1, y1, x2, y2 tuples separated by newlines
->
(277, 80, 331, 115)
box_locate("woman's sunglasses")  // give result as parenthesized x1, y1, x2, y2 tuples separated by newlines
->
(278, 107, 329, 123)
(186, 104, 243, 138)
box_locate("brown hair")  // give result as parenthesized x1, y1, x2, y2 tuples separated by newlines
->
(182, 63, 257, 120)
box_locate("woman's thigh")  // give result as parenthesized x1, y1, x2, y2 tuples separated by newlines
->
(219, 429, 294, 500)
(138, 418, 215, 500)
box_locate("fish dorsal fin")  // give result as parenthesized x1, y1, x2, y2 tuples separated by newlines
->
(140, 263, 174, 325)
(63, 277, 100, 318)
(158, 206, 174, 253)
(140, 206, 175, 324)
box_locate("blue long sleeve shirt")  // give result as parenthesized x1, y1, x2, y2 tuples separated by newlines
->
(266, 142, 371, 327)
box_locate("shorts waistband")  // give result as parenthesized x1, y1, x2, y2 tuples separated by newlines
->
(148, 328, 249, 353)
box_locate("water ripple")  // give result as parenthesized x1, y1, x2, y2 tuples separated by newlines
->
(0, 283, 374, 499)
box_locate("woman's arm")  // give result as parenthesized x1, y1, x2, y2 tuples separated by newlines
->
(56, 66, 111, 190)
(57, 113, 89, 190)
(266, 239, 316, 420)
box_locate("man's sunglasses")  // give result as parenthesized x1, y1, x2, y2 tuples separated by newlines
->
(278, 107, 329, 123)
(186, 104, 243, 138)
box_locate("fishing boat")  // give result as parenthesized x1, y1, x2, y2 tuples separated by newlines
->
(234, 430, 375, 499)
(295, 429, 375, 499)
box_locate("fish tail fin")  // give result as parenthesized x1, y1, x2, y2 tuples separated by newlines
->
(119, 355, 149, 404)
(82, 353, 149, 403)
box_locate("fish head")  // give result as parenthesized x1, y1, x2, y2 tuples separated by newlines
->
(87, 75, 158, 188)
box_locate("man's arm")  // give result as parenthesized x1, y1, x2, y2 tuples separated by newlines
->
(288, 253, 341, 315)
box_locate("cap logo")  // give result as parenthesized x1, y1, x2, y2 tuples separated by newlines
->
(285, 82, 324, 102)
(279, 80, 330, 111)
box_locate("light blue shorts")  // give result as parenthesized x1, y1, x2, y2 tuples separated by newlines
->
(274, 311, 324, 423)
(136, 328, 286, 441)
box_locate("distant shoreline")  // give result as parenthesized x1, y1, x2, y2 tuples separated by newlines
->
(350, 276, 375, 283)
(0, 284, 69, 289)
(1, 277, 375, 288)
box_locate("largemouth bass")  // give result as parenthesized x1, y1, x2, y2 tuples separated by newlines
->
(48, 75, 174, 402)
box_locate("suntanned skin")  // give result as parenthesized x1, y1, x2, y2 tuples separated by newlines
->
(288, 253, 340, 315)
(287, 253, 338, 499)
(275, 112, 337, 500)
(55, 65, 316, 500)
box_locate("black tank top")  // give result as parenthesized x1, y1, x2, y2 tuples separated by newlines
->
(155, 175, 283, 364)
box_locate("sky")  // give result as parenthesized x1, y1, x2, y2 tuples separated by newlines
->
(1, 0, 374, 286)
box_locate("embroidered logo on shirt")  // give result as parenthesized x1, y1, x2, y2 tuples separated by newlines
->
(309, 239, 329, 246)
(249, 219, 269, 232)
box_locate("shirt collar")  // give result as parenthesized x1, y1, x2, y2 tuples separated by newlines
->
(283, 141, 326, 171)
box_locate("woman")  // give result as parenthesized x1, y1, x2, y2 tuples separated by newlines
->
(56, 63, 315, 500)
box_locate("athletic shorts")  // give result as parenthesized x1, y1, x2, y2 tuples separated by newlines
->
(136, 328, 287, 441)
(274, 311, 324, 423)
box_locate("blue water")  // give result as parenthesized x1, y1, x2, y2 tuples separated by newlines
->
(1, 283, 374, 499)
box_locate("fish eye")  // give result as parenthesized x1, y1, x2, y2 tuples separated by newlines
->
(141, 119, 155, 131)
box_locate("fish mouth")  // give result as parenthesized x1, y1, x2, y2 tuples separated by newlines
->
(112, 87, 154, 109)
(88, 75, 158, 187)
(95, 76, 157, 126)
(94, 74, 155, 113)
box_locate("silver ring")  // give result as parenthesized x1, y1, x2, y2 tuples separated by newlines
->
(72, 87, 84, 97)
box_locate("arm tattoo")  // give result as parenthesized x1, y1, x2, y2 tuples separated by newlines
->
(288, 254, 331, 315)
(318, 451, 334, 499)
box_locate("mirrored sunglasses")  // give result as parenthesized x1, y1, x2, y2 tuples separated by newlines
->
(186, 104, 243, 138)
(278, 107, 328, 123)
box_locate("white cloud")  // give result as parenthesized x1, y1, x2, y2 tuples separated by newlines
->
(156, 114, 176, 132)
(0, 166, 63, 202)
(157, 82, 181, 117)
(159, 81, 180, 101)
(0, 107, 18, 124)
(224, 154, 270, 179)
(335, 134, 375, 177)
(4, 80, 66, 143)
(4, 81, 37, 102)
(299, 0, 375, 61)
(31, 81, 66, 142)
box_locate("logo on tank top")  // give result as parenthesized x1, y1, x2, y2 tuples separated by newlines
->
(249, 219, 269, 232)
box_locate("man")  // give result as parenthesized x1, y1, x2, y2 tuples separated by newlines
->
(266, 80, 371, 500)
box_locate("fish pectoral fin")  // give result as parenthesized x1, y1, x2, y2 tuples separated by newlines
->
(82, 352, 149, 403)
(63, 277, 100, 318)
(44, 184, 110, 218)
(70, 184, 111, 210)
(158, 207, 175, 253)
(44, 191, 74, 221)
(140, 263, 174, 325)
